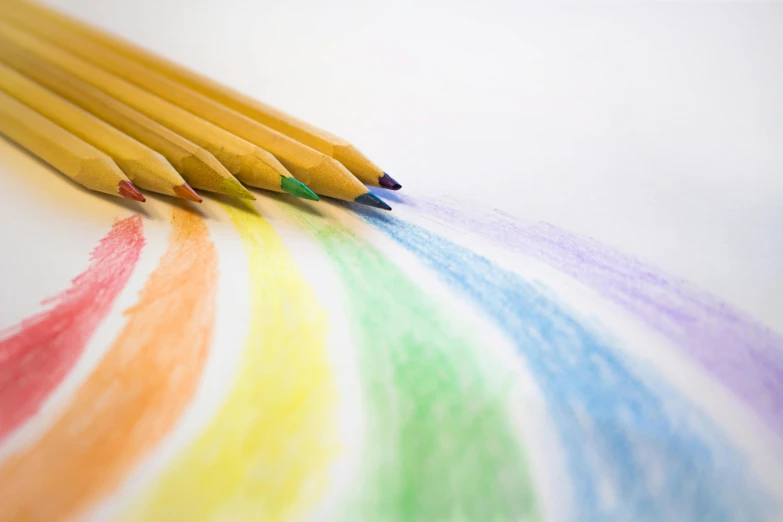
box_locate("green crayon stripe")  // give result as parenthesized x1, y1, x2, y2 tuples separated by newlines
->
(284, 205, 538, 521)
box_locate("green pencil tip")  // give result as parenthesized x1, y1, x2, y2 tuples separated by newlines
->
(220, 178, 256, 200)
(354, 192, 392, 211)
(281, 176, 319, 201)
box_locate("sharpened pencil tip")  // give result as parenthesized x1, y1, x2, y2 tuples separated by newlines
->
(174, 184, 203, 203)
(220, 178, 256, 200)
(280, 176, 320, 201)
(354, 192, 392, 211)
(118, 180, 145, 202)
(379, 172, 402, 190)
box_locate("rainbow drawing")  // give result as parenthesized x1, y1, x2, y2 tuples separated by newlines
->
(384, 193, 783, 438)
(0, 194, 779, 522)
(126, 200, 338, 522)
(285, 205, 537, 521)
(352, 203, 767, 521)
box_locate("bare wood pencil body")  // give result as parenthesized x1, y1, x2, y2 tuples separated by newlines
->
(0, 45, 252, 200)
(0, 61, 199, 200)
(0, 13, 389, 208)
(0, 0, 400, 190)
(0, 22, 316, 199)
(0, 89, 144, 201)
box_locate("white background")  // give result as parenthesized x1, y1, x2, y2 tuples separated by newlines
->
(32, 0, 783, 332)
(1, 3, 782, 519)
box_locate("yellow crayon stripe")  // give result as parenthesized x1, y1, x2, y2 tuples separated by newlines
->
(123, 200, 338, 521)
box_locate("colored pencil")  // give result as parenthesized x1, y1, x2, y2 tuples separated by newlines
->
(0, 22, 318, 201)
(0, 89, 144, 201)
(0, 60, 200, 201)
(0, 13, 390, 210)
(0, 45, 253, 200)
(1, 0, 401, 191)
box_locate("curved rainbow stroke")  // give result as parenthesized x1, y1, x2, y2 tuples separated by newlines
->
(355, 205, 767, 521)
(387, 193, 783, 437)
(124, 200, 337, 522)
(0, 207, 217, 522)
(285, 204, 537, 521)
(0, 215, 144, 442)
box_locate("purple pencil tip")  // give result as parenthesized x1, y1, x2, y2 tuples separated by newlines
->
(379, 173, 402, 191)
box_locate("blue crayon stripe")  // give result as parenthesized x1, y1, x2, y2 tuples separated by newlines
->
(353, 206, 764, 522)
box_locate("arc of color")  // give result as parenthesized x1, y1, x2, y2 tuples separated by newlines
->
(389, 193, 783, 437)
(0, 207, 217, 522)
(124, 200, 337, 522)
(285, 205, 537, 521)
(356, 205, 764, 522)
(0, 215, 144, 442)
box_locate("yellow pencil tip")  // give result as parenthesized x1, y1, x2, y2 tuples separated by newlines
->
(220, 178, 256, 200)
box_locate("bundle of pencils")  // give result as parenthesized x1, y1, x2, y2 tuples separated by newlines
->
(0, 0, 400, 209)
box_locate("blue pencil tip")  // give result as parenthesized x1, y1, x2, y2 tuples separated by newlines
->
(354, 192, 392, 211)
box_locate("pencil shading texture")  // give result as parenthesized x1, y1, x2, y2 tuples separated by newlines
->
(0, 208, 218, 522)
(124, 200, 336, 522)
(393, 194, 783, 437)
(285, 205, 537, 521)
(0, 215, 144, 442)
(355, 206, 767, 522)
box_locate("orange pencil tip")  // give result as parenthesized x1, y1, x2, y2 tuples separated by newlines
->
(174, 184, 203, 203)
(118, 180, 146, 202)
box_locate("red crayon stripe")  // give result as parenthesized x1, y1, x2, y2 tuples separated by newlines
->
(0, 207, 216, 522)
(0, 215, 144, 442)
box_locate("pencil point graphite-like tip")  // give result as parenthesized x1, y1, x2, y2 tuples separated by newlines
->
(174, 183, 203, 203)
(379, 172, 402, 190)
(354, 192, 392, 211)
(280, 176, 320, 201)
(118, 180, 146, 202)
(220, 178, 256, 200)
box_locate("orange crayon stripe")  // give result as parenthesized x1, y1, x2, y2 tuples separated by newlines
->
(0, 207, 218, 522)
(124, 200, 337, 522)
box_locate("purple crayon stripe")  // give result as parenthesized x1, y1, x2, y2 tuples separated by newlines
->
(389, 192, 783, 437)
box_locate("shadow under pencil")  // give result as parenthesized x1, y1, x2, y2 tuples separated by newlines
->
(143, 192, 205, 219)
(265, 191, 326, 218)
(1, 135, 153, 217)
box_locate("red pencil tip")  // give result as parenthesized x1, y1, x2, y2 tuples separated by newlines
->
(174, 184, 203, 203)
(118, 180, 146, 202)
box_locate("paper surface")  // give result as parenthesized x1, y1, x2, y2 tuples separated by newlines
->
(0, 1, 782, 520)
